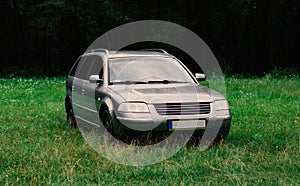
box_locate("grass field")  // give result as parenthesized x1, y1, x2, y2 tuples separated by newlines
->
(0, 76, 299, 185)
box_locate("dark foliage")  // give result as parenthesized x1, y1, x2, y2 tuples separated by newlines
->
(1, 0, 299, 77)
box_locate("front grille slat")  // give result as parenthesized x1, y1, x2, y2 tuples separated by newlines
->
(153, 102, 211, 115)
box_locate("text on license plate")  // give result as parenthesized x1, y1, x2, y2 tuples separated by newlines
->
(168, 120, 206, 130)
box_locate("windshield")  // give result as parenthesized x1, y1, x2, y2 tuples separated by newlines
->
(108, 57, 195, 85)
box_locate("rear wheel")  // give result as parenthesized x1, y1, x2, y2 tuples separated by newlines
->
(66, 100, 77, 128)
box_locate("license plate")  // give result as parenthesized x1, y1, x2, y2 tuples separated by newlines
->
(168, 120, 206, 130)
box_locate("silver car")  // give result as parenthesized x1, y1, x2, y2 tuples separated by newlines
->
(65, 49, 231, 143)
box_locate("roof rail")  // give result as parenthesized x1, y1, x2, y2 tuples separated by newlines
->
(141, 49, 168, 54)
(85, 48, 109, 55)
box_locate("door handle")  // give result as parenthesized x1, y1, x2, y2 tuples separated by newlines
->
(81, 89, 86, 94)
(72, 85, 75, 91)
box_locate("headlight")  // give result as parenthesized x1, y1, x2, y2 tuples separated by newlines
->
(214, 100, 230, 116)
(118, 102, 150, 113)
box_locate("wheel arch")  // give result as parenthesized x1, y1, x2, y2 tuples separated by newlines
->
(98, 97, 114, 120)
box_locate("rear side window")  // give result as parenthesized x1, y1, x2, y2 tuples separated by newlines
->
(69, 57, 81, 76)
(74, 55, 103, 80)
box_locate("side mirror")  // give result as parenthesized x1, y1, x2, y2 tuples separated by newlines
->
(195, 73, 206, 81)
(89, 75, 103, 83)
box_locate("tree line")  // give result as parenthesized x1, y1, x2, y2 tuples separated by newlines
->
(1, 0, 299, 77)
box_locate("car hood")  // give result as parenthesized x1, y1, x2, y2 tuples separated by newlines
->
(109, 83, 225, 103)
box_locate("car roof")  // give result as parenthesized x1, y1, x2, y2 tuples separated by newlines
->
(83, 49, 173, 59)
(108, 51, 174, 59)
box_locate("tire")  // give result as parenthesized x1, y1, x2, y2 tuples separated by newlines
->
(187, 130, 204, 146)
(101, 110, 114, 135)
(187, 126, 230, 146)
(66, 100, 77, 128)
(213, 126, 230, 144)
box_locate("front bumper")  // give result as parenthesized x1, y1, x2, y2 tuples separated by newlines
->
(113, 104, 231, 134)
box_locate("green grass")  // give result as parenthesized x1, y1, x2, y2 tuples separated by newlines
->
(0, 76, 299, 185)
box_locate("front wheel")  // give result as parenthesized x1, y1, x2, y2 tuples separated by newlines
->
(187, 126, 230, 146)
(101, 110, 114, 135)
(213, 126, 230, 144)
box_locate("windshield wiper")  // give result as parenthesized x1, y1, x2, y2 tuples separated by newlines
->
(147, 80, 170, 84)
(109, 80, 190, 85)
(109, 81, 147, 85)
(147, 80, 189, 84)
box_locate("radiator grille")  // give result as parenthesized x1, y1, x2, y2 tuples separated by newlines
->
(153, 102, 211, 115)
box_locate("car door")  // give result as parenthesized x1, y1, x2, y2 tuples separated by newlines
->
(67, 56, 82, 100)
(80, 54, 105, 126)
(71, 55, 95, 124)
